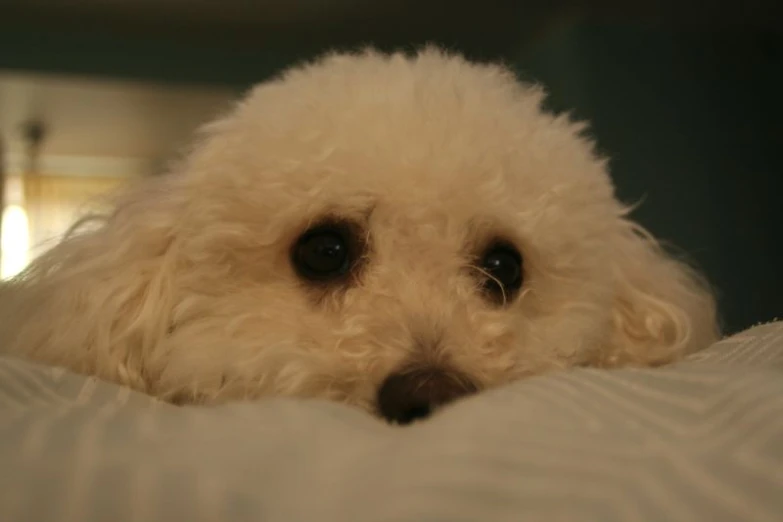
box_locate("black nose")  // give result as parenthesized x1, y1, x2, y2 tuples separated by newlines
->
(376, 367, 477, 425)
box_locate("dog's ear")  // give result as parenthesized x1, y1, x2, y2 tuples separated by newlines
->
(601, 218, 720, 366)
(0, 176, 184, 393)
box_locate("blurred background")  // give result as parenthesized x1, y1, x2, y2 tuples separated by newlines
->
(0, 0, 780, 334)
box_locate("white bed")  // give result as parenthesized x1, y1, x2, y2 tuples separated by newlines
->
(1, 321, 782, 522)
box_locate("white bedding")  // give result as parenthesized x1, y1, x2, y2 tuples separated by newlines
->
(1, 321, 782, 522)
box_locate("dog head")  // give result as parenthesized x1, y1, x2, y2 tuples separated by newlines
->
(2, 48, 719, 423)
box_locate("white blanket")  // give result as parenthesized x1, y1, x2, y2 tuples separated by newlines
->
(1, 321, 782, 522)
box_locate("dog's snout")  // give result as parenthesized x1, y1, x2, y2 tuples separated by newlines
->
(376, 368, 477, 424)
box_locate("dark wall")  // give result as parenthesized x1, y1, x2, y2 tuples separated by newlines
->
(518, 24, 782, 333)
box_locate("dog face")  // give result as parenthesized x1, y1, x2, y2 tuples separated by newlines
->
(1, 49, 718, 423)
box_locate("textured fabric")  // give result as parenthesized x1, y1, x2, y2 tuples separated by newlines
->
(1, 322, 782, 522)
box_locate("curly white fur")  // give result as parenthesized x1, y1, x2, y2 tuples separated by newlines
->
(0, 48, 719, 413)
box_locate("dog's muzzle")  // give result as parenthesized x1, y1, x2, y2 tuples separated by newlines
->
(376, 367, 478, 424)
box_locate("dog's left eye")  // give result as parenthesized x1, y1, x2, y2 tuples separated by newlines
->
(480, 243, 524, 303)
(292, 223, 355, 281)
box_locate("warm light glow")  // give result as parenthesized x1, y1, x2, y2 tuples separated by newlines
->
(1, 205, 30, 279)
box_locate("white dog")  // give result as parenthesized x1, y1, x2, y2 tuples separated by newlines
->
(0, 48, 719, 423)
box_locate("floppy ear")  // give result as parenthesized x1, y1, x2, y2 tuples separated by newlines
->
(0, 176, 184, 393)
(601, 218, 720, 366)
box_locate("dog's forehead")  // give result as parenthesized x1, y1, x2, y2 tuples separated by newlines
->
(235, 55, 604, 189)
(198, 51, 616, 242)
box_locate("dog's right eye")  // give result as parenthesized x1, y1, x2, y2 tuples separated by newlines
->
(292, 223, 355, 281)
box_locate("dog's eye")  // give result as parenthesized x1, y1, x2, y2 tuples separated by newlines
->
(480, 243, 523, 303)
(292, 224, 355, 281)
